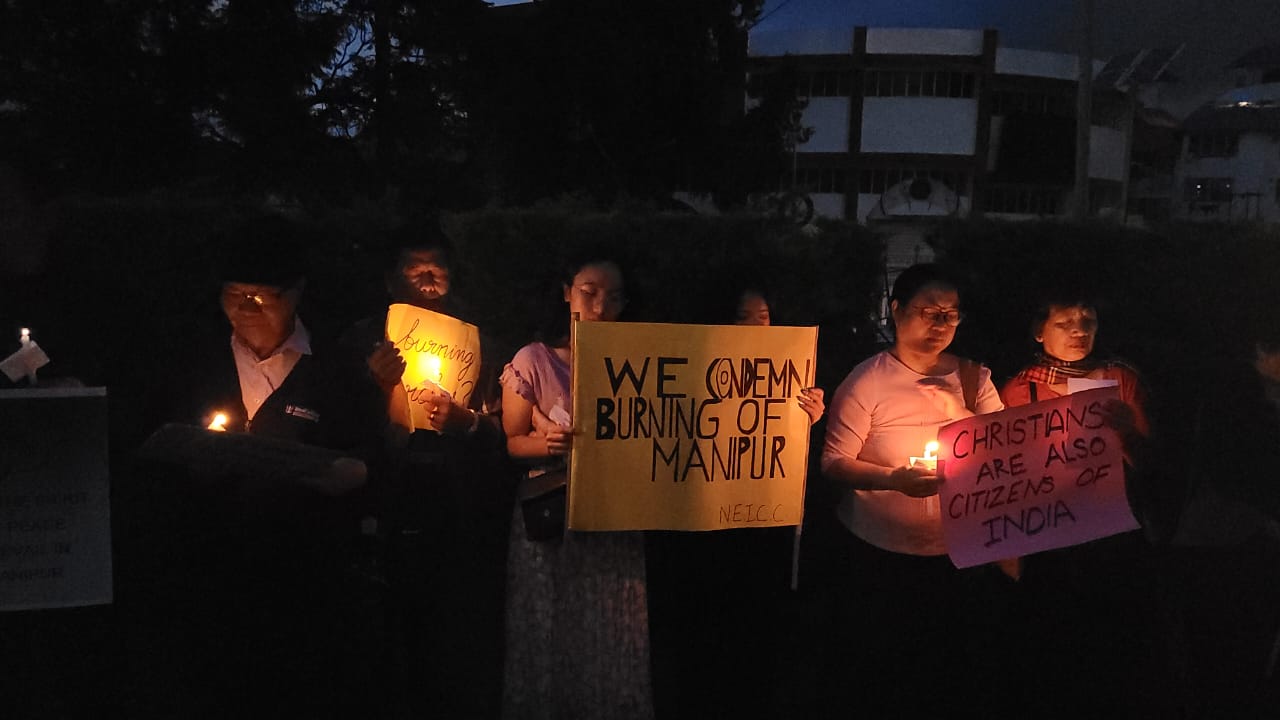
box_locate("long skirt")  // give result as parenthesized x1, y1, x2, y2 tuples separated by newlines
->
(502, 509, 654, 720)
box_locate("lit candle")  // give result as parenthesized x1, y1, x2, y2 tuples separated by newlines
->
(421, 355, 443, 385)
(909, 441, 940, 472)
(207, 412, 229, 432)
(17, 327, 38, 384)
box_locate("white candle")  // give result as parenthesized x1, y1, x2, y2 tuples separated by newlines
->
(17, 327, 38, 384)
(909, 441, 940, 472)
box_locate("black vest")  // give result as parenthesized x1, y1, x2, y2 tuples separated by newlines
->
(243, 353, 327, 445)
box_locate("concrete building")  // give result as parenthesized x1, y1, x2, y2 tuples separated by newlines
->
(745, 27, 1128, 226)
(1167, 44, 1280, 223)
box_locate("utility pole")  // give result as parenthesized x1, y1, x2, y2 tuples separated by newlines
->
(1073, 0, 1094, 220)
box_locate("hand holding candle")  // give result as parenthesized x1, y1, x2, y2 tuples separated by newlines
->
(2, 327, 50, 384)
(909, 441, 940, 473)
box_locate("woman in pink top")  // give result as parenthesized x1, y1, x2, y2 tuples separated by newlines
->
(499, 254, 654, 720)
(816, 263, 1005, 718)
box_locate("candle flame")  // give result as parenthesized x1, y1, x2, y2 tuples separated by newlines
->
(421, 355, 443, 384)
(923, 441, 939, 460)
(207, 412, 229, 432)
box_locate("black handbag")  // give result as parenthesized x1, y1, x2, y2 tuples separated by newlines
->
(518, 469, 567, 542)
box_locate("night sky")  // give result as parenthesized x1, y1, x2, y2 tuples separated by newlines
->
(490, 1, 1278, 80)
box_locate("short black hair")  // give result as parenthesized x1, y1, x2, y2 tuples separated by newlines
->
(732, 286, 773, 322)
(535, 250, 627, 343)
(1028, 289, 1101, 341)
(383, 218, 454, 272)
(558, 247, 623, 289)
(217, 214, 309, 288)
(890, 263, 958, 307)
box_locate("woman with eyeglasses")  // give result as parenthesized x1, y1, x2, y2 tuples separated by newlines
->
(816, 263, 1004, 718)
(499, 254, 654, 720)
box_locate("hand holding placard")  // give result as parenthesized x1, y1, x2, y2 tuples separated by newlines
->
(936, 387, 1138, 568)
(383, 304, 481, 432)
(366, 342, 408, 392)
(531, 404, 573, 456)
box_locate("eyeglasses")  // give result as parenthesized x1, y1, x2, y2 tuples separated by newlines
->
(573, 284, 627, 309)
(222, 287, 285, 308)
(910, 305, 964, 327)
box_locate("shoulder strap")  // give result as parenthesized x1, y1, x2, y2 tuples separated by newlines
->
(958, 358, 981, 413)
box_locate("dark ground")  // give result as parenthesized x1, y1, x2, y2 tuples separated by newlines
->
(2, 466, 1278, 719)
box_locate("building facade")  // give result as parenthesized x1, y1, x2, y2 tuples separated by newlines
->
(746, 27, 1128, 224)
(1167, 45, 1280, 224)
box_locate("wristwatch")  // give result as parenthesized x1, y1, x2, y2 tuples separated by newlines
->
(465, 409, 482, 436)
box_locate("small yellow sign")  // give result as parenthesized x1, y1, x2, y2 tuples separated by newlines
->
(385, 304, 482, 432)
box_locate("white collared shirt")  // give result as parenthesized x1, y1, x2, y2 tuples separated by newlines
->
(230, 320, 312, 421)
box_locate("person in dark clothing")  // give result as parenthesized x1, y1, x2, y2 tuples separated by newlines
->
(1159, 327, 1280, 717)
(649, 285, 825, 720)
(337, 220, 511, 720)
(126, 215, 375, 719)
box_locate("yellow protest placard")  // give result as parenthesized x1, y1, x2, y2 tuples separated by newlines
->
(385, 304, 482, 432)
(569, 322, 818, 531)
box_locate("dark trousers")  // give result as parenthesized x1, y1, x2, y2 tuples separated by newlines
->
(795, 530, 1016, 720)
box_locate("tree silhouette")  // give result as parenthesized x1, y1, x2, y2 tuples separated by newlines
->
(1, 0, 798, 209)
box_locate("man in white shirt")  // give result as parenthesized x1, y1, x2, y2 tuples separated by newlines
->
(212, 216, 326, 442)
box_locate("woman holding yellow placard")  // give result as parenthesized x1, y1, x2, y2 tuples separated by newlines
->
(733, 287, 825, 423)
(499, 254, 654, 720)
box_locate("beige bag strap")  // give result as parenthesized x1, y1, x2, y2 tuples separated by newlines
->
(958, 357, 981, 413)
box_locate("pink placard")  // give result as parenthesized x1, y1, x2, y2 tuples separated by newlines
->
(937, 387, 1139, 568)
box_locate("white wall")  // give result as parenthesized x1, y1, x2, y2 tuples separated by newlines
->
(854, 193, 972, 223)
(986, 115, 1004, 171)
(996, 48, 1077, 80)
(860, 98, 978, 155)
(1234, 134, 1280, 190)
(855, 193, 880, 222)
(811, 193, 846, 220)
(995, 48, 1103, 81)
(749, 28, 852, 57)
(1176, 143, 1280, 222)
(1088, 126, 1127, 182)
(864, 28, 983, 56)
(1208, 134, 1280, 221)
(797, 97, 851, 153)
